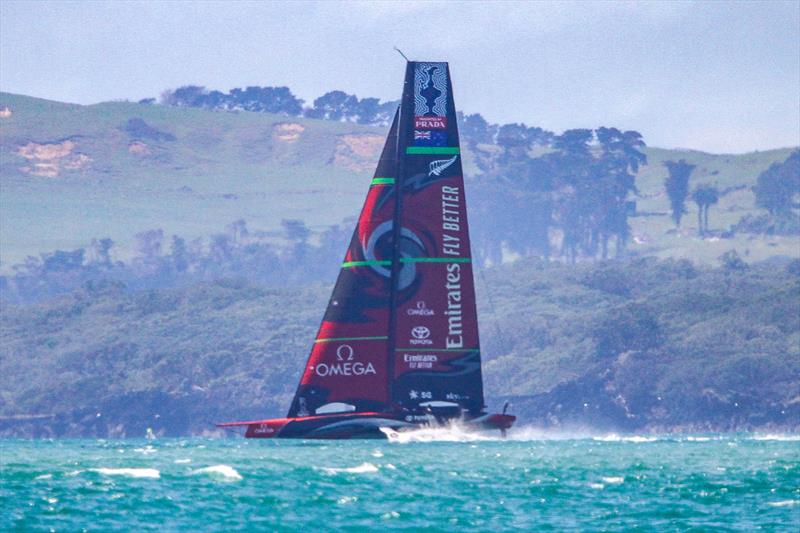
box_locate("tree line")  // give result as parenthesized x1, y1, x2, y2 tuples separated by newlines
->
(150, 85, 398, 126)
(1, 220, 349, 304)
(663, 150, 799, 236)
(3, 143, 796, 304)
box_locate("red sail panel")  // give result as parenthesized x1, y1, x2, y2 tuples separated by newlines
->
(391, 62, 485, 413)
(287, 111, 400, 418)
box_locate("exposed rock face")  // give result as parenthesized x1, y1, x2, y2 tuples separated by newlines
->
(331, 133, 384, 171)
(17, 140, 91, 177)
(272, 122, 304, 142)
(128, 141, 151, 155)
(18, 140, 75, 160)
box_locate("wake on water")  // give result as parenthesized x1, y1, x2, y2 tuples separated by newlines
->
(378, 422, 591, 443)
(378, 422, 800, 444)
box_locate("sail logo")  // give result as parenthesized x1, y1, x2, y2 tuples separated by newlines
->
(404, 353, 437, 369)
(414, 62, 448, 117)
(336, 344, 354, 361)
(415, 116, 447, 129)
(445, 263, 464, 349)
(312, 344, 376, 378)
(407, 300, 435, 316)
(413, 130, 447, 147)
(442, 185, 462, 255)
(428, 155, 458, 177)
(410, 326, 433, 345)
(412, 326, 430, 339)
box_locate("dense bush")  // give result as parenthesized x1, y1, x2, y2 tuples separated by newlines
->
(1, 258, 797, 436)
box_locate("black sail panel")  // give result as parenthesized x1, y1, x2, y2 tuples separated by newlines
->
(287, 110, 400, 418)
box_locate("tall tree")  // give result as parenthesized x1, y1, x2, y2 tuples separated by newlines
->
(90, 238, 114, 267)
(161, 85, 207, 107)
(460, 113, 495, 146)
(754, 150, 800, 216)
(664, 159, 695, 227)
(550, 129, 594, 263)
(306, 91, 359, 121)
(589, 128, 646, 259)
(692, 185, 719, 236)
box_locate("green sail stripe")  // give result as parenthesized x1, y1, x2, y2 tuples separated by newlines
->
(315, 336, 388, 344)
(400, 257, 471, 263)
(342, 260, 391, 268)
(371, 177, 395, 185)
(405, 146, 461, 155)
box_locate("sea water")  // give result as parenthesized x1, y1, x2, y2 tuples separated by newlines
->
(2, 429, 798, 531)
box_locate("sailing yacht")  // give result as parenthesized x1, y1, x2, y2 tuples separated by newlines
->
(218, 61, 515, 439)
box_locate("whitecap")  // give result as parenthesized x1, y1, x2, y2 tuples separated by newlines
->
(174, 459, 192, 464)
(589, 483, 604, 490)
(767, 500, 799, 507)
(593, 434, 657, 443)
(506, 426, 591, 441)
(133, 446, 157, 455)
(602, 476, 624, 484)
(371, 450, 384, 458)
(191, 465, 243, 481)
(686, 436, 712, 442)
(337, 496, 358, 504)
(322, 462, 379, 474)
(35, 474, 52, 480)
(751, 434, 800, 442)
(91, 468, 160, 479)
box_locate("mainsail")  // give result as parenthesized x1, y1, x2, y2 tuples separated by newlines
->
(288, 61, 484, 419)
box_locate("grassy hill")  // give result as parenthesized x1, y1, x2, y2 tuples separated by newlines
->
(1, 92, 797, 272)
(0, 92, 383, 266)
(1, 258, 797, 437)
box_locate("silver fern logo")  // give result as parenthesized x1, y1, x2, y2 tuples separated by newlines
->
(428, 155, 458, 177)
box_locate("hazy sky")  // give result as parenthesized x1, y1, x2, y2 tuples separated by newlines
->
(1, 0, 798, 153)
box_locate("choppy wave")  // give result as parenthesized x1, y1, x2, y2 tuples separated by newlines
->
(91, 468, 160, 479)
(133, 445, 157, 455)
(3, 438, 799, 531)
(593, 434, 658, 443)
(750, 434, 800, 441)
(322, 462, 379, 474)
(767, 500, 799, 507)
(191, 465, 242, 481)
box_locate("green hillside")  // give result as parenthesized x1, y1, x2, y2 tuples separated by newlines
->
(0, 92, 383, 266)
(1, 92, 797, 272)
(1, 258, 797, 437)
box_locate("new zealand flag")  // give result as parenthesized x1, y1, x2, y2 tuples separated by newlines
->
(413, 130, 447, 147)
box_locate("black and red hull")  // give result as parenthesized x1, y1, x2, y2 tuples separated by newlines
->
(218, 411, 515, 440)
